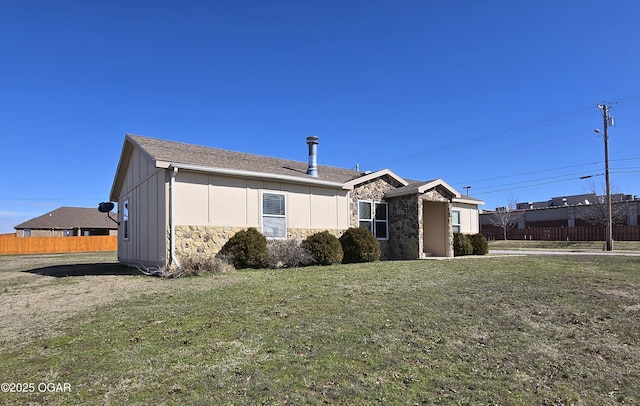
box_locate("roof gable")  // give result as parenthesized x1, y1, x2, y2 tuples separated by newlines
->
(384, 179, 460, 199)
(343, 169, 409, 189)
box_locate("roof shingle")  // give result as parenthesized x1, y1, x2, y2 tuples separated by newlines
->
(15, 207, 117, 230)
(127, 134, 365, 184)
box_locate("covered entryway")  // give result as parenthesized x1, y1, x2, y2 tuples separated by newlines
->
(385, 179, 460, 259)
(422, 201, 450, 257)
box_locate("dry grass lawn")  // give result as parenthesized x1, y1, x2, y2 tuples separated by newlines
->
(1, 251, 639, 405)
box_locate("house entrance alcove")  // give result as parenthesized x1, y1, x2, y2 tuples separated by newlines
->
(422, 201, 450, 257)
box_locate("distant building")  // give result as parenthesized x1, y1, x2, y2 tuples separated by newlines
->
(481, 193, 639, 229)
(14, 207, 118, 237)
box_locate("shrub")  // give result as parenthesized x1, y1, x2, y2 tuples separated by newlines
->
(165, 254, 235, 278)
(339, 227, 381, 263)
(219, 227, 268, 269)
(453, 233, 473, 256)
(301, 231, 344, 265)
(267, 239, 314, 268)
(470, 233, 489, 255)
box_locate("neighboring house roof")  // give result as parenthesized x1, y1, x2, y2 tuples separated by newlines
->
(14, 207, 117, 230)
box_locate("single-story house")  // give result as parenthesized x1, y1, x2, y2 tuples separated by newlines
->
(109, 134, 484, 268)
(14, 206, 118, 237)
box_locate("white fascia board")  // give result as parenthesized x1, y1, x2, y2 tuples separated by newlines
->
(418, 179, 460, 198)
(453, 197, 485, 206)
(343, 169, 409, 189)
(385, 179, 461, 199)
(169, 163, 348, 189)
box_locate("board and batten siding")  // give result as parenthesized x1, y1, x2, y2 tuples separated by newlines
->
(172, 170, 350, 231)
(116, 147, 167, 267)
(452, 202, 481, 234)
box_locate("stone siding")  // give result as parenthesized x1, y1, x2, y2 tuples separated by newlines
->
(386, 194, 421, 259)
(349, 175, 406, 227)
(173, 225, 343, 258)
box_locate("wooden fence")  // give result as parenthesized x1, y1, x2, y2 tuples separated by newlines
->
(0, 235, 117, 255)
(481, 225, 640, 241)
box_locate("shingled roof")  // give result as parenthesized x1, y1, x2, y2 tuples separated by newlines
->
(15, 207, 117, 230)
(126, 134, 365, 185)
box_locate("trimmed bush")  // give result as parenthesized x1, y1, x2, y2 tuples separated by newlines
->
(453, 233, 473, 256)
(301, 231, 344, 265)
(219, 227, 268, 269)
(166, 254, 235, 278)
(339, 227, 381, 263)
(470, 233, 489, 255)
(267, 239, 314, 268)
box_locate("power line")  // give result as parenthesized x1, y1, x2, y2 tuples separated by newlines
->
(452, 158, 640, 188)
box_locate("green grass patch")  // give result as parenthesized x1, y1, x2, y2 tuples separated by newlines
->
(489, 239, 640, 252)
(1, 254, 639, 404)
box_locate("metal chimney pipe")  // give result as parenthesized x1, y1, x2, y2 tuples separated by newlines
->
(306, 136, 319, 177)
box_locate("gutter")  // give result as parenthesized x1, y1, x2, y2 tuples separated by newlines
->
(169, 166, 180, 268)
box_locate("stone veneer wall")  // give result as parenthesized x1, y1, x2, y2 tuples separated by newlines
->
(349, 175, 405, 226)
(173, 225, 344, 258)
(386, 194, 421, 259)
(349, 175, 407, 260)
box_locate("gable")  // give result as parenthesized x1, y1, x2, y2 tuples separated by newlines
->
(343, 169, 408, 190)
(384, 178, 460, 200)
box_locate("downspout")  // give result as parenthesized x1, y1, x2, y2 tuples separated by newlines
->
(170, 166, 180, 268)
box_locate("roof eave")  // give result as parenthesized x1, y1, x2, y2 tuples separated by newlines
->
(171, 163, 350, 189)
(453, 197, 485, 206)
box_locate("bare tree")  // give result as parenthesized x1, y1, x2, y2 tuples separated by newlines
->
(580, 183, 629, 227)
(488, 196, 524, 240)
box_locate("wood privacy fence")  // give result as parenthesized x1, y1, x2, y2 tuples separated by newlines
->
(481, 225, 640, 241)
(0, 235, 117, 255)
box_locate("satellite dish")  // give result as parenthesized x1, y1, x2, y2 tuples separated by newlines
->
(98, 202, 120, 225)
(98, 202, 115, 213)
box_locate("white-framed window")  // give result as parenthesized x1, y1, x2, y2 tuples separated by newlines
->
(123, 198, 129, 240)
(262, 192, 286, 239)
(358, 200, 388, 240)
(452, 210, 461, 233)
(24, 229, 31, 237)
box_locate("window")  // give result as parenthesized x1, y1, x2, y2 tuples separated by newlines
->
(123, 199, 129, 240)
(452, 210, 461, 233)
(262, 192, 286, 238)
(358, 200, 388, 240)
(24, 229, 31, 237)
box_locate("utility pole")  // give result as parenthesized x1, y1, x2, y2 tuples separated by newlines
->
(597, 103, 614, 251)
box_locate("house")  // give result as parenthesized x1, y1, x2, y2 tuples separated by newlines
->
(109, 134, 484, 268)
(14, 207, 118, 237)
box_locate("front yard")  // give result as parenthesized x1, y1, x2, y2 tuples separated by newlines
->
(1, 252, 638, 404)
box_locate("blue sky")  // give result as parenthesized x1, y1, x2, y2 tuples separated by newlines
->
(1, 0, 639, 233)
